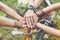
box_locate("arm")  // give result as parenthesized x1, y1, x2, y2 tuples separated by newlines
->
(36, 3, 60, 16)
(0, 16, 26, 28)
(30, 3, 60, 36)
(24, 0, 43, 28)
(34, 0, 43, 8)
(0, 2, 23, 20)
(36, 22, 60, 37)
(42, 3, 60, 13)
(0, 16, 15, 27)
(28, 0, 34, 6)
(28, 0, 43, 8)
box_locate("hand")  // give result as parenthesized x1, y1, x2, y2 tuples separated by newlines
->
(14, 19, 27, 29)
(36, 10, 44, 17)
(24, 10, 38, 28)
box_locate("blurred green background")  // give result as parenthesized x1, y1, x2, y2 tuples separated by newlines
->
(0, 0, 60, 40)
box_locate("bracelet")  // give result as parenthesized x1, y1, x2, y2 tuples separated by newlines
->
(14, 20, 21, 29)
(36, 10, 45, 17)
(28, 5, 35, 10)
(36, 10, 46, 22)
(28, 5, 37, 13)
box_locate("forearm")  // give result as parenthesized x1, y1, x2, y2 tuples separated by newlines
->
(36, 3, 60, 16)
(34, 0, 43, 8)
(28, 0, 34, 6)
(36, 22, 60, 37)
(0, 2, 23, 20)
(28, 0, 43, 8)
(0, 16, 15, 27)
(42, 3, 60, 13)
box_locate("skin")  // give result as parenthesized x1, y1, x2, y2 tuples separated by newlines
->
(36, 3, 60, 16)
(24, 10, 38, 28)
(34, 3, 60, 37)
(0, 2, 24, 20)
(0, 16, 26, 28)
(0, 1, 43, 28)
(24, 0, 43, 28)
(0, 0, 60, 37)
(25, 0, 60, 37)
(0, 2, 26, 28)
(36, 22, 60, 37)
(34, 0, 43, 8)
(0, 16, 15, 27)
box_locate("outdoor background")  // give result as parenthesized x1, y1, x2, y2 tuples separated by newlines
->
(0, 0, 60, 40)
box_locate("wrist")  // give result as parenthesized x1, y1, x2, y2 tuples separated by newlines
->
(36, 22, 41, 28)
(14, 20, 21, 29)
(28, 9, 33, 11)
(36, 10, 45, 17)
(36, 22, 44, 29)
(28, 3, 34, 7)
(28, 5, 37, 13)
(28, 0, 35, 7)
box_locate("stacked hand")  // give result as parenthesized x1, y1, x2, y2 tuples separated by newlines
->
(15, 9, 45, 29)
(24, 10, 38, 29)
(0, 1, 43, 29)
(12, 0, 43, 29)
(16, 10, 39, 29)
(15, 1, 43, 29)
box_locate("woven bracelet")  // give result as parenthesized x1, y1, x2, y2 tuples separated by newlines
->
(14, 20, 21, 29)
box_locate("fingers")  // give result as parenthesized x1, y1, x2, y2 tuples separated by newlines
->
(22, 25, 27, 28)
(24, 16, 32, 29)
(15, 16, 35, 29)
(25, 16, 36, 29)
(23, 14, 38, 29)
(29, 16, 33, 28)
(30, 16, 35, 28)
(26, 16, 30, 28)
(28, 17, 32, 28)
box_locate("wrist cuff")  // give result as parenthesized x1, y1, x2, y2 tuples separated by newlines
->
(14, 20, 21, 29)
(36, 10, 45, 17)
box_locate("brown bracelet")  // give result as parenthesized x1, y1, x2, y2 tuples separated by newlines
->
(41, 10, 45, 15)
(36, 10, 45, 17)
(14, 20, 21, 29)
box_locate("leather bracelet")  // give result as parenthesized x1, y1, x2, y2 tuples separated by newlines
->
(14, 20, 21, 29)
(36, 10, 45, 17)
(36, 10, 46, 22)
